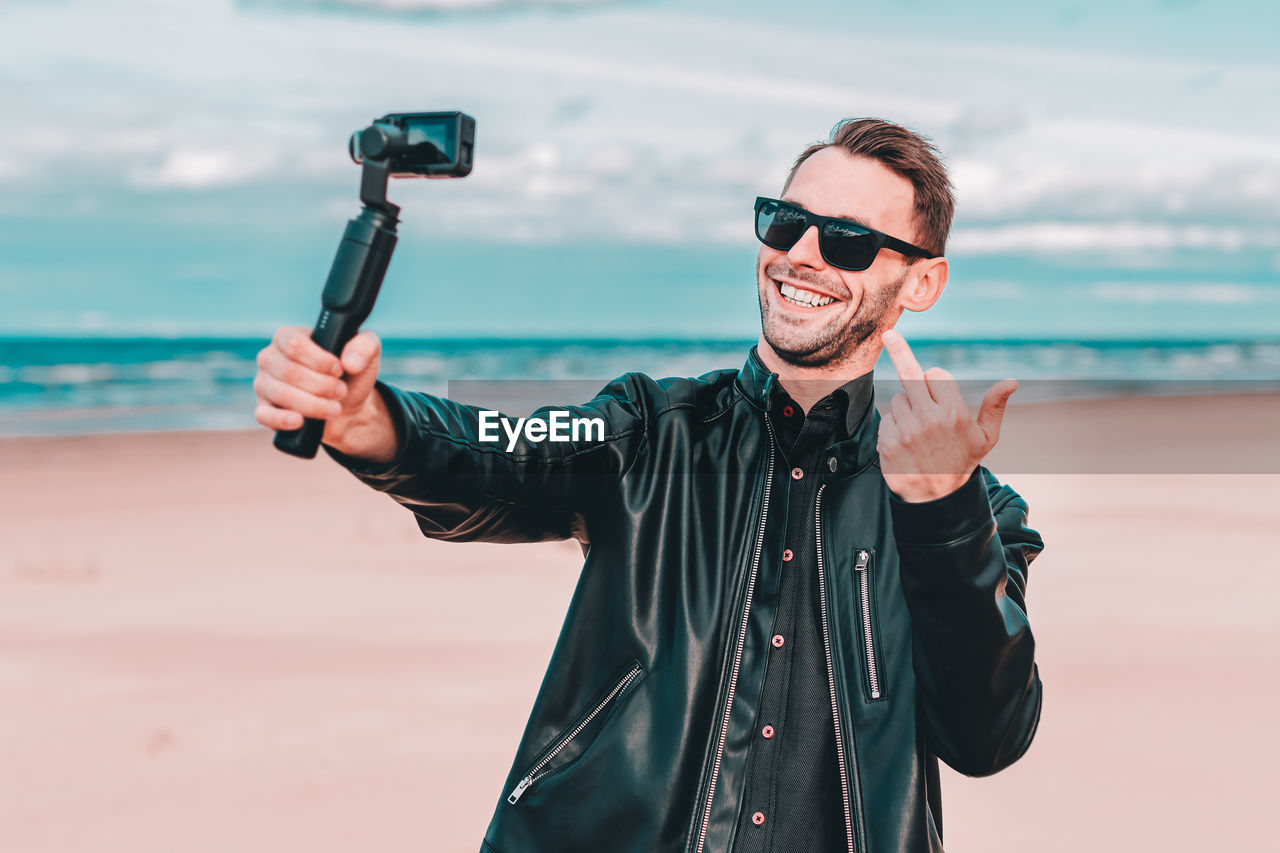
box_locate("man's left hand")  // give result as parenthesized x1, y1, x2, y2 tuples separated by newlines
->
(877, 329, 1017, 503)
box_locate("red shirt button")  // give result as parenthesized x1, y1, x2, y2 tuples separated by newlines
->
(782, 549, 793, 562)
(782, 405, 794, 417)
(762, 725, 775, 739)
(790, 467, 803, 480)
(772, 634, 785, 648)
(752, 811, 766, 826)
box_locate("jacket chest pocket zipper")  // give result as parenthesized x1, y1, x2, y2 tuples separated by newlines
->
(508, 662, 645, 804)
(854, 549, 884, 701)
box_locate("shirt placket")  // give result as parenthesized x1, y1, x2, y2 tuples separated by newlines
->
(734, 393, 846, 852)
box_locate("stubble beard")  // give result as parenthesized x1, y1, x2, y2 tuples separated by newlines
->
(758, 260, 907, 369)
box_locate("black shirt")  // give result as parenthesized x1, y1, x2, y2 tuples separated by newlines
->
(731, 370, 875, 853)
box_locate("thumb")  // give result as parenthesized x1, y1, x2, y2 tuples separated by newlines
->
(340, 329, 381, 374)
(976, 378, 1018, 449)
(339, 330, 382, 402)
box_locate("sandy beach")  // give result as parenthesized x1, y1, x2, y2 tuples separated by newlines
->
(2, 393, 1278, 852)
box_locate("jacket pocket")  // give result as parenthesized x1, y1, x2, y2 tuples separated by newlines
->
(507, 659, 646, 804)
(853, 548, 886, 701)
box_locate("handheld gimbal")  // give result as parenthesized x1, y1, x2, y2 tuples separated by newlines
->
(273, 111, 476, 459)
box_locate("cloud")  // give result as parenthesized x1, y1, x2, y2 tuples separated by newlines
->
(2, 0, 1278, 254)
(948, 117, 1280, 225)
(950, 222, 1280, 255)
(132, 147, 281, 189)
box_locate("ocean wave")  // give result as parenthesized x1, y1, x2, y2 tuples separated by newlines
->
(2, 336, 1278, 437)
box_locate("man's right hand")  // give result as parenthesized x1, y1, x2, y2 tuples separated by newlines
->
(253, 326, 398, 464)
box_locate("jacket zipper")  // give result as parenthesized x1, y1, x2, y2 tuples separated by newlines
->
(692, 419, 776, 853)
(507, 663, 644, 804)
(816, 485, 857, 853)
(854, 549, 882, 700)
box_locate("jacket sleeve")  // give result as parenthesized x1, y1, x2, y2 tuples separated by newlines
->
(324, 376, 647, 544)
(889, 465, 1045, 777)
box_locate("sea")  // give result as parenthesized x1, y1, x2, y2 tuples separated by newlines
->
(2, 336, 1279, 438)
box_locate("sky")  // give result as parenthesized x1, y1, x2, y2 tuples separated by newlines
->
(1, 0, 1278, 338)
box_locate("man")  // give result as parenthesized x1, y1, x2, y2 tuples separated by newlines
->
(253, 118, 1044, 852)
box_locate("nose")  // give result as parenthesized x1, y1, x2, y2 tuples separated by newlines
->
(786, 224, 826, 270)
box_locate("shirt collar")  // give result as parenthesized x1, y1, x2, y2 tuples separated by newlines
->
(764, 366, 874, 440)
(737, 346, 882, 474)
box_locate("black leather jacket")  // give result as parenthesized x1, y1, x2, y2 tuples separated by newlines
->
(333, 348, 1045, 853)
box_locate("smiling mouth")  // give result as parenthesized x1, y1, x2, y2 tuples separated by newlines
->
(776, 279, 839, 309)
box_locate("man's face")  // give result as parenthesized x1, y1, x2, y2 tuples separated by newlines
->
(756, 147, 921, 369)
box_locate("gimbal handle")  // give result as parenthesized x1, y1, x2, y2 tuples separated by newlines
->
(273, 160, 399, 459)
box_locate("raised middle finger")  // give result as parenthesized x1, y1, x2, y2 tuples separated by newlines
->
(881, 329, 934, 408)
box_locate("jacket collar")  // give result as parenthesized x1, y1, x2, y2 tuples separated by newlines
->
(735, 345, 776, 413)
(832, 394, 881, 477)
(737, 346, 881, 477)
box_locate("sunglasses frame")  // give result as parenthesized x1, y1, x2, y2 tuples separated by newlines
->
(754, 196, 937, 272)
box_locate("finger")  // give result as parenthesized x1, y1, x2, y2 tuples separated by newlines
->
(274, 326, 343, 377)
(881, 328, 933, 407)
(975, 379, 1018, 449)
(341, 329, 382, 376)
(258, 346, 348, 399)
(890, 391, 913, 431)
(923, 366, 966, 420)
(255, 400, 304, 431)
(254, 372, 344, 420)
(876, 409, 900, 448)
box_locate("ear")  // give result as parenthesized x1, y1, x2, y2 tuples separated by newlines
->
(898, 256, 949, 313)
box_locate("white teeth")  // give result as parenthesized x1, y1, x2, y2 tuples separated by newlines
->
(779, 281, 835, 308)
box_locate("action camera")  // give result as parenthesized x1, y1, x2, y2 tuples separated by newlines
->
(348, 111, 475, 178)
(273, 110, 476, 459)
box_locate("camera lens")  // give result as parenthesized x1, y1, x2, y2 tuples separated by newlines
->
(360, 126, 393, 160)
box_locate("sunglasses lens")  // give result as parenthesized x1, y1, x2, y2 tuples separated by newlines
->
(756, 201, 807, 250)
(821, 219, 878, 270)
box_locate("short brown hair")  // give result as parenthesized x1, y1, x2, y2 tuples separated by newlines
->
(784, 118, 955, 258)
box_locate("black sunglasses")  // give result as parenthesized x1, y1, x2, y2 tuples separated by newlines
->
(754, 196, 936, 272)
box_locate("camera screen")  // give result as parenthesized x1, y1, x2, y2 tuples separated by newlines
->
(403, 117, 456, 166)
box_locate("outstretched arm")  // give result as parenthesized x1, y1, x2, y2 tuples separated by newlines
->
(254, 326, 646, 544)
(325, 377, 646, 544)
